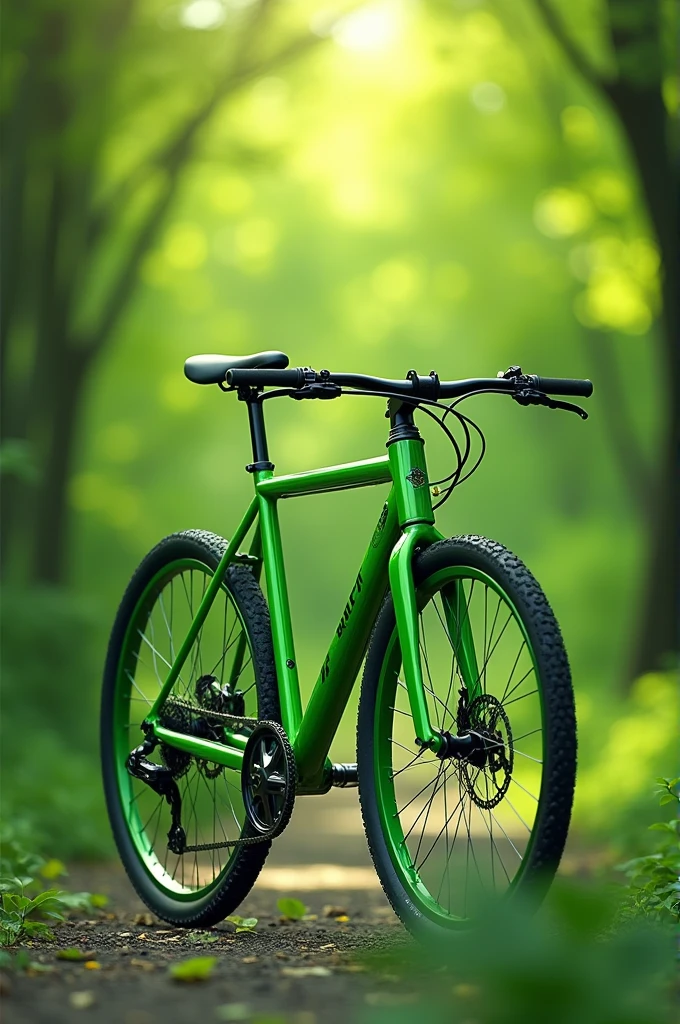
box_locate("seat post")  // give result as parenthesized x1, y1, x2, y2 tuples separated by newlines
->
(245, 396, 274, 471)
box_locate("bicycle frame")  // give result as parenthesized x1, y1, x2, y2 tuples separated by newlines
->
(144, 402, 482, 794)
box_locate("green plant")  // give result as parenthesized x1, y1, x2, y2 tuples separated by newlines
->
(0, 881, 70, 945)
(616, 778, 680, 925)
(0, 822, 106, 946)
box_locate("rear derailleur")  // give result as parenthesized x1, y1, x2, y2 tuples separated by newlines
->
(126, 732, 186, 854)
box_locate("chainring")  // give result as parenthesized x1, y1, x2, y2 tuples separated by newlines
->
(241, 721, 296, 840)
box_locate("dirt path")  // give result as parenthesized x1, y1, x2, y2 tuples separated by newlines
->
(3, 792, 415, 1024)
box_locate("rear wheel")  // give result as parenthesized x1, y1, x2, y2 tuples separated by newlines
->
(101, 530, 279, 927)
(357, 535, 576, 937)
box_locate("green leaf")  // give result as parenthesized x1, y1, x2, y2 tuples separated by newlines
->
(89, 894, 109, 909)
(56, 948, 95, 961)
(276, 898, 307, 920)
(58, 891, 96, 912)
(40, 860, 66, 880)
(215, 1003, 251, 1021)
(22, 921, 55, 940)
(225, 915, 258, 932)
(169, 956, 218, 982)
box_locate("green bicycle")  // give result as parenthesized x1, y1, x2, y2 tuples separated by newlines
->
(101, 353, 593, 938)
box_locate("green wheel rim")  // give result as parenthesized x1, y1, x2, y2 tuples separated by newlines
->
(374, 566, 545, 926)
(112, 559, 255, 901)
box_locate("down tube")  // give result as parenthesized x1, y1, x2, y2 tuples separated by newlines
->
(293, 494, 401, 791)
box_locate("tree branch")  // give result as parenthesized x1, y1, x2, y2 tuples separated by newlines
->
(80, 24, 328, 360)
(530, 0, 607, 92)
(89, 1, 321, 247)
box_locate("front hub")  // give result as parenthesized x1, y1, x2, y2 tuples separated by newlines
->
(435, 691, 514, 809)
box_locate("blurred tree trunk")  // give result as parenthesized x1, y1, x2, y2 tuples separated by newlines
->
(532, 0, 678, 681)
(0, 0, 324, 586)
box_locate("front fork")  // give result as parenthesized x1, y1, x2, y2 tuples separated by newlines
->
(387, 419, 482, 756)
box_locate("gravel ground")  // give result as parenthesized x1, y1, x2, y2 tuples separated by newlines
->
(2, 792, 418, 1024)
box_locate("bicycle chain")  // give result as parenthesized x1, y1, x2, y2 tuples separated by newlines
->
(160, 699, 280, 851)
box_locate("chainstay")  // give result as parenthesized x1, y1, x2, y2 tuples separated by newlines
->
(160, 700, 282, 851)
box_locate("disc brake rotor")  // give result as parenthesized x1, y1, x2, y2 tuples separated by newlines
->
(460, 692, 514, 809)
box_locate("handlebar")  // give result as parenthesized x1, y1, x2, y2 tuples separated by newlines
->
(225, 367, 593, 401)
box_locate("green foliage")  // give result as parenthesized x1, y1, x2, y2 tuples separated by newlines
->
(0, 589, 111, 858)
(0, 948, 53, 973)
(276, 897, 307, 920)
(616, 778, 680, 924)
(0, 823, 105, 946)
(169, 956, 218, 982)
(361, 880, 675, 1024)
(0, 883, 68, 946)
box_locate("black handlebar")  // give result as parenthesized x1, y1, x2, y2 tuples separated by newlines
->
(226, 366, 593, 402)
(528, 376, 593, 398)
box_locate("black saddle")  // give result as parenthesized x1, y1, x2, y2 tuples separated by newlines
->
(184, 351, 289, 385)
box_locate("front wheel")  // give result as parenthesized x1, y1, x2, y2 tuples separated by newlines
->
(357, 535, 576, 938)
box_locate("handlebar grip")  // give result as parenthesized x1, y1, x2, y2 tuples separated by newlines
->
(530, 376, 593, 398)
(227, 367, 306, 389)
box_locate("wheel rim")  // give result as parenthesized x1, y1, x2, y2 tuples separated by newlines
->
(374, 566, 545, 926)
(112, 559, 257, 900)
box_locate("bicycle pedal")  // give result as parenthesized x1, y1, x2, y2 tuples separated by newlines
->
(331, 763, 358, 788)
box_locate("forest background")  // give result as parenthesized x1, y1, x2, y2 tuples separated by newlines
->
(0, 0, 677, 859)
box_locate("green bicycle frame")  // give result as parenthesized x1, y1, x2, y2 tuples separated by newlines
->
(144, 412, 483, 793)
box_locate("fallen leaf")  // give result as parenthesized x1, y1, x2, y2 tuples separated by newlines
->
(241, 956, 258, 964)
(133, 913, 155, 927)
(136, 933, 148, 940)
(323, 906, 348, 919)
(319, 944, 336, 950)
(225, 915, 258, 933)
(84, 961, 101, 971)
(302, 914, 318, 921)
(276, 897, 307, 921)
(155, 930, 174, 935)
(275, 952, 289, 960)
(169, 956, 217, 983)
(118, 932, 132, 938)
(57, 949, 96, 962)
(69, 991, 96, 1010)
(334, 916, 350, 923)
(281, 966, 332, 978)
(130, 958, 156, 971)
(215, 1004, 251, 1021)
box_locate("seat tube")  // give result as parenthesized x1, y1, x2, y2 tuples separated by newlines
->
(386, 401, 442, 752)
(242, 394, 303, 739)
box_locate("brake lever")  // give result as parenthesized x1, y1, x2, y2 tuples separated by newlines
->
(290, 383, 342, 401)
(513, 388, 588, 420)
